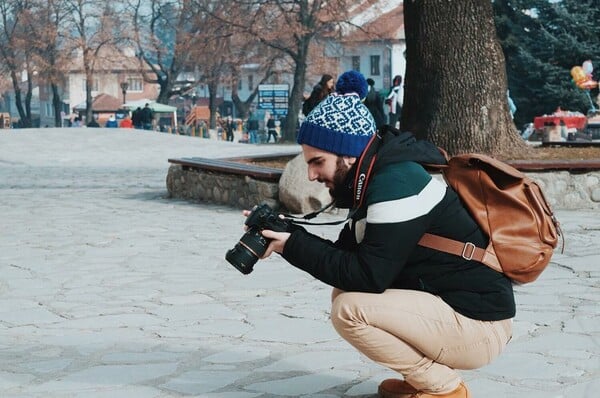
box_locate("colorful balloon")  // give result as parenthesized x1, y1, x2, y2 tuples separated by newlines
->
(571, 66, 586, 82)
(582, 60, 593, 75)
(571, 65, 598, 90)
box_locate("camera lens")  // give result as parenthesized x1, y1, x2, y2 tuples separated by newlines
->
(225, 245, 257, 274)
(225, 228, 268, 274)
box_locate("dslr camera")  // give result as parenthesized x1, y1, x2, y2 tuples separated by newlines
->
(226, 204, 292, 274)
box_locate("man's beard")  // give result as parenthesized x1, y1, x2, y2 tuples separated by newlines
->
(328, 157, 355, 208)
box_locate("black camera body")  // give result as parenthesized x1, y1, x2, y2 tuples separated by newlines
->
(226, 204, 292, 274)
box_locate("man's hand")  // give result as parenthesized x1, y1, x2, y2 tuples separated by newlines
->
(241, 209, 291, 258)
(260, 229, 290, 258)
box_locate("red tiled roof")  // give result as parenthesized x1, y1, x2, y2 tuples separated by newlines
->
(67, 47, 144, 72)
(74, 93, 122, 112)
(344, 3, 404, 42)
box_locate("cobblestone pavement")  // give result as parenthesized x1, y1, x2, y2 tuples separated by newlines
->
(1, 129, 598, 397)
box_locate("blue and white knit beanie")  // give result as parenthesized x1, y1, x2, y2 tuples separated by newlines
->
(298, 70, 376, 157)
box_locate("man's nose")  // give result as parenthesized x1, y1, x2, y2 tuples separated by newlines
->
(307, 167, 318, 181)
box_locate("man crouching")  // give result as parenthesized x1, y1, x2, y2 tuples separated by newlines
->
(255, 71, 514, 398)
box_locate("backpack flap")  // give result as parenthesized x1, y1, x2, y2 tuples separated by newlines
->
(437, 153, 560, 283)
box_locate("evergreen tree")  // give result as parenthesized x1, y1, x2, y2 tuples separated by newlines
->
(494, 0, 600, 127)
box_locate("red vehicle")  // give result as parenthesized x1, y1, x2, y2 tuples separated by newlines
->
(529, 108, 592, 142)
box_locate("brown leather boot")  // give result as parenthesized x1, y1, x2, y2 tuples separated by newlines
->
(378, 378, 418, 398)
(407, 382, 471, 398)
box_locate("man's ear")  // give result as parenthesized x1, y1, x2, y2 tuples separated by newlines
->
(342, 156, 357, 167)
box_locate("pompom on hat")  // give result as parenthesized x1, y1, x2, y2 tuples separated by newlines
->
(297, 70, 376, 157)
(336, 70, 369, 99)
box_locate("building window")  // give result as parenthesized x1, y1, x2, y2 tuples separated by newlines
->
(127, 77, 143, 92)
(352, 56, 360, 72)
(248, 74, 254, 90)
(83, 78, 99, 91)
(45, 103, 54, 117)
(370, 55, 380, 76)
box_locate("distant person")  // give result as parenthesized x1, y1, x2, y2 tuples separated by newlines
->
(198, 120, 208, 138)
(87, 118, 100, 128)
(266, 114, 278, 143)
(507, 90, 517, 119)
(521, 123, 535, 140)
(302, 74, 334, 116)
(120, 115, 133, 128)
(141, 103, 154, 130)
(71, 117, 82, 127)
(225, 116, 234, 141)
(132, 107, 143, 129)
(105, 115, 118, 128)
(246, 115, 259, 144)
(364, 78, 386, 130)
(385, 75, 403, 128)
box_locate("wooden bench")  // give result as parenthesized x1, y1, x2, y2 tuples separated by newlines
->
(168, 152, 299, 182)
(506, 159, 600, 172)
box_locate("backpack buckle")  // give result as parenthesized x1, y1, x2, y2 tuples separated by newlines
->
(461, 242, 476, 260)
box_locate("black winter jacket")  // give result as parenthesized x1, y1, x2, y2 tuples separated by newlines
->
(302, 83, 331, 116)
(282, 132, 515, 321)
(364, 88, 386, 129)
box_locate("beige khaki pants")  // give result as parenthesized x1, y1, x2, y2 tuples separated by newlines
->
(331, 288, 512, 394)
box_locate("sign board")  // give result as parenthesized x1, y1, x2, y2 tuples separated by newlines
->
(258, 84, 289, 116)
(0, 112, 11, 129)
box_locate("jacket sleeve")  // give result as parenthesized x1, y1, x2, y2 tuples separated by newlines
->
(302, 84, 323, 116)
(281, 162, 446, 292)
(282, 217, 430, 293)
(334, 222, 357, 251)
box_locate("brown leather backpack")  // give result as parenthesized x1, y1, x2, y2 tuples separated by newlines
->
(419, 153, 563, 284)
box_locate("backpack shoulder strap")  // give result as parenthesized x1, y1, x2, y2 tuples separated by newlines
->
(418, 233, 483, 261)
(418, 233, 502, 273)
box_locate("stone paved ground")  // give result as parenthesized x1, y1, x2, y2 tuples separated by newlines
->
(0, 128, 598, 397)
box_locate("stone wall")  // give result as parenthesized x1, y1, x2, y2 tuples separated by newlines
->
(166, 164, 600, 211)
(428, 171, 600, 210)
(527, 171, 600, 210)
(166, 165, 280, 210)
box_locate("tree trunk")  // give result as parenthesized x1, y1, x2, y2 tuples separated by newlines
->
(403, 0, 527, 157)
(230, 77, 249, 119)
(208, 81, 219, 129)
(10, 69, 30, 128)
(231, 96, 249, 120)
(156, 75, 171, 104)
(25, 63, 33, 125)
(282, 39, 310, 143)
(85, 70, 93, 124)
(51, 83, 62, 127)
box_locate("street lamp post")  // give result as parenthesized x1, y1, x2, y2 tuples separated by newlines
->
(120, 81, 129, 104)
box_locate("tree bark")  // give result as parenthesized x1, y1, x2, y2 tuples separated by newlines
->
(156, 75, 172, 105)
(10, 70, 30, 128)
(83, 47, 94, 124)
(403, 0, 527, 157)
(51, 83, 62, 127)
(208, 80, 219, 129)
(282, 36, 310, 143)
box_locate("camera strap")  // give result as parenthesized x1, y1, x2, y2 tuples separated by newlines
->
(281, 201, 355, 226)
(352, 133, 380, 209)
(280, 133, 383, 227)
